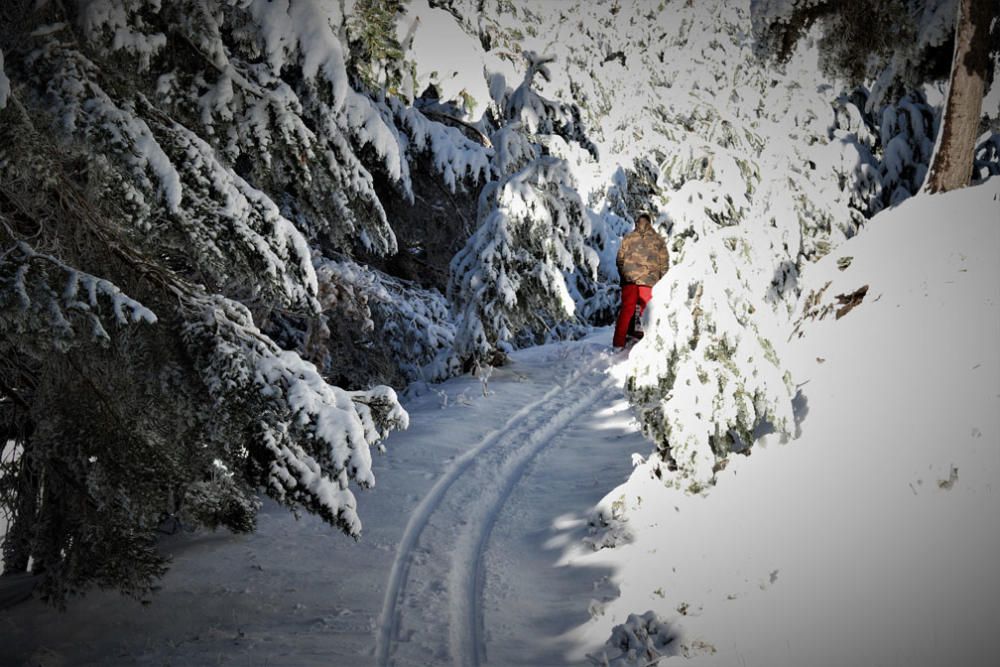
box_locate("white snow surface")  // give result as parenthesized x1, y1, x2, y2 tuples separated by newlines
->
(2, 183, 998, 665)
(0, 332, 639, 666)
(576, 179, 1000, 666)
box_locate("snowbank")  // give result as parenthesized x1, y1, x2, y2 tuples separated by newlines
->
(578, 179, 1000, 666)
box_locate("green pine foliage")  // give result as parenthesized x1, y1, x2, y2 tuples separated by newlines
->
(347, 0, 411, 96)
(0, 0, 417, 604)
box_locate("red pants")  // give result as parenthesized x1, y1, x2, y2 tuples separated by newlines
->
(613, 283, 652, 348)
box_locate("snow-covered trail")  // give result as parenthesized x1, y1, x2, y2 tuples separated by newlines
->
(0, 330, 641, 666)
(377, 342, 617, 666)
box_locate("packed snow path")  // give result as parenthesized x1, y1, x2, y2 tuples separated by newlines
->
(0, 330, 641, 666)
(377, 343, 617, 666)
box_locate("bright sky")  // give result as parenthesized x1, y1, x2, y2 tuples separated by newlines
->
(401, 0, 499, 114)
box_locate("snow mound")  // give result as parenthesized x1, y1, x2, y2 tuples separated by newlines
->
(794, 179, 1000, 342)
(588, 610, 677, 666)
(570, 179, 1000, 667)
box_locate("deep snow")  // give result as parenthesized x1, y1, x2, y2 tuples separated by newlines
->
(0, 331, 645, 666)
(1, 183, 998, 666)
(576, 179, 1000, 666)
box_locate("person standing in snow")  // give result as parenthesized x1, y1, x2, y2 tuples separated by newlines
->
(613, 213, 669, 349)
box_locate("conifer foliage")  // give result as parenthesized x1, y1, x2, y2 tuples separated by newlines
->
(751, 0, 999, 192)
(449, 52, 599, 365)
(453, 0, 995, 488)
(1, 0, 994, 607)
(0, 0, 419, 603)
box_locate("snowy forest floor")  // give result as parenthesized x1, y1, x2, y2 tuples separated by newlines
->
(1, 330, 645, 667)
(1, 183, 999, 667)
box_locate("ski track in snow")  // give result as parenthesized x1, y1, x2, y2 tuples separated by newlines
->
(377, 348, 613, 667)
(462, 382, 610, 667)
(0, 336, 631, 667)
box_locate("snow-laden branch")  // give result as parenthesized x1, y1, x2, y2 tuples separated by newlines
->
(181, 294, 407, 536)
(0, 241, 156, 349)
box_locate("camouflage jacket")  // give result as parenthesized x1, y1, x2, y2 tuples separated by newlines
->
(616, 221, 669, 286)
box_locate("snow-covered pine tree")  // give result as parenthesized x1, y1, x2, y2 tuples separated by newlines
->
(344, 0, 410, 97)
(449, 51, 599, 365)
(750, 0, 998, 193)
(507, 0, 987, 488)
(566, 208, 630, 328)
(300, 257, 463, 388)
(366, 0, 997, 486)
(432, 0, 859, 484)
(552, 1, 809, 488)
(0, 0, 436, 603)
(819, 88, 940, 215)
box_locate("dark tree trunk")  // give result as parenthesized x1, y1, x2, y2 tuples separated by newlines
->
(924, 0, 992, 193)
